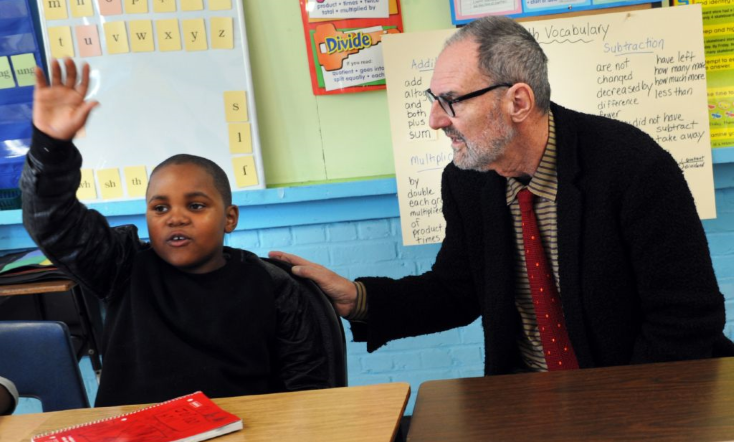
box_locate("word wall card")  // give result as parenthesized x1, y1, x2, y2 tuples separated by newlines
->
(38, 0, 264, 202)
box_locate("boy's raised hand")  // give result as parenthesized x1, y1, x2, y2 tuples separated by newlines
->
(33, 58, 99, 140)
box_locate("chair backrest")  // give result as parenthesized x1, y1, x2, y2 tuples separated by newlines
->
(262, 258, 348, 388)
(0, 321, 90, 412)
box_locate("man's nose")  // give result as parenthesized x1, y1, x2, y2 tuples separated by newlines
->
(428, 100, 450, 130)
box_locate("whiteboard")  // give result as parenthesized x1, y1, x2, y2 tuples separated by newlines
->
(36, 0, 264, 202)
(383, 5, 716, 246)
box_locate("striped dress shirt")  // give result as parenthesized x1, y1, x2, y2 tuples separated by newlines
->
(506, 110, 559, 371)
(351, 112, 561, 372)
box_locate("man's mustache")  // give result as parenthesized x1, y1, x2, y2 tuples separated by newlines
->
(443, 128, 464, 141)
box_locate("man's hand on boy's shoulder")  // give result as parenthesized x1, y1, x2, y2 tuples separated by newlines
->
(33, 58, 99, 141)
(268, 251, 357, 318)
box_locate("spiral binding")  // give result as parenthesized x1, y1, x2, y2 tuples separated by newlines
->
(31, 391, 203, 441)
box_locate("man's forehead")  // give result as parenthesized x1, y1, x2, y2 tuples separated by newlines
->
(430, 40, 482, 94)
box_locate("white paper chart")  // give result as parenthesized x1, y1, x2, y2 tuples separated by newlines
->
(37, 0, 264, 202)
(383, 6, 716, 246)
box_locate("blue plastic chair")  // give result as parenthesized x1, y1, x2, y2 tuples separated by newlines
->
(0, 321, 90, 412)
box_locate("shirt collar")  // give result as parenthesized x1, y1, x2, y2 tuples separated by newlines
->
(506, 110, 558, 205)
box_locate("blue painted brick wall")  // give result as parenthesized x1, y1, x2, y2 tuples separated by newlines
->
(231, 188, 734, 415)
(6, 176, 734, 416)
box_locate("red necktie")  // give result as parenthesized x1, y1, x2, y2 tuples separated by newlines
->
(517, 188, 579, 371)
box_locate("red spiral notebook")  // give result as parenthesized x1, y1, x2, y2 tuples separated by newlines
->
(32, 392, 243, 442)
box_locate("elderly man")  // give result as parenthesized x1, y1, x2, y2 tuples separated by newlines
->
(271, 16, 733, 373)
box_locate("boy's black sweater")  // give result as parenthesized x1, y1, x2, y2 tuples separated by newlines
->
(21, 128, 329, 406)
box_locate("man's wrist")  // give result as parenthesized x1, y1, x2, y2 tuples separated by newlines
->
(346, 281, 368, 322)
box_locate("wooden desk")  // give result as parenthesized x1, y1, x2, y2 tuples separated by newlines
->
(0, 280, 102, 373)
(408, 357, 734, 442)
(0, 382, 410, 442)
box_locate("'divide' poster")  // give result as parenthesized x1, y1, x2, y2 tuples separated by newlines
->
(299, 0, 403, 95)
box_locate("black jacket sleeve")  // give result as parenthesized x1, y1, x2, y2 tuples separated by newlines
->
(20, 127, 142, 300)
(351, 166, 481, 352)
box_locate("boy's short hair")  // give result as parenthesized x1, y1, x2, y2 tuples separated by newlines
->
(150, 154, 232, 207)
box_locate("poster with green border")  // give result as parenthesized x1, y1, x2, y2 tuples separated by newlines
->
(674, 0, 734, 148)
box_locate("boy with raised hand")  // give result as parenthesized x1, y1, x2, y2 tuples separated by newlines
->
(21, 59, 329, 406)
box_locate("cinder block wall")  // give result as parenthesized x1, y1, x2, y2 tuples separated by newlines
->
(5, 175, 734, 415)
(229, 187, 734, 414)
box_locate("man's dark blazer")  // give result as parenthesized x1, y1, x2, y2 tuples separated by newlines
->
(352, 102, 733, 374)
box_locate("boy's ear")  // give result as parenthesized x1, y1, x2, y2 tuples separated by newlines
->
(224, 205, 239, 233)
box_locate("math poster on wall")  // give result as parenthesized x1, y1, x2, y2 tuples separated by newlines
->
(36, 0, 265, 203)
(383, 5, 716, 246)
(299, 0, 403, 95)
(673, 0, 734, 149)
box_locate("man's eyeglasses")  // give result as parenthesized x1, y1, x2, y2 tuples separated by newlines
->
(425, 83, 513, 118)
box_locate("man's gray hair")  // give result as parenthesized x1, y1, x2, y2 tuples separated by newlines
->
(446, 16, 551, 112)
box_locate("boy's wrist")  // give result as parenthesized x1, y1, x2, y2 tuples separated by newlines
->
(30, 125, 76, 163)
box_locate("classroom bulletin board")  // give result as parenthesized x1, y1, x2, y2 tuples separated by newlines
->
(0, 0, 43, 190)
(449, 0, 653, 24)
(36, 0, 265, 202)
(384, 5, 716, 246)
